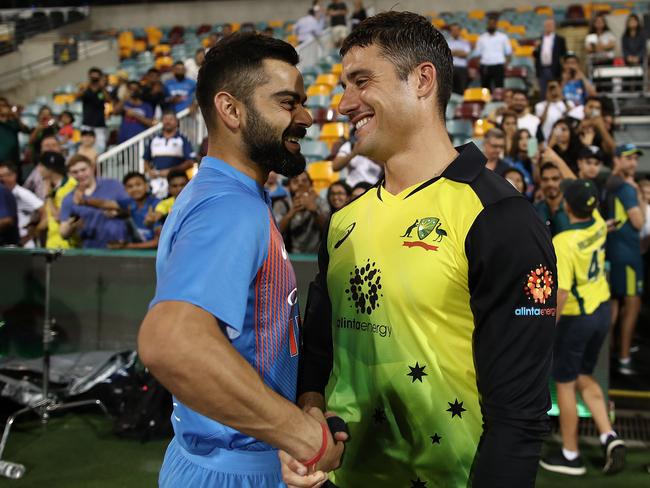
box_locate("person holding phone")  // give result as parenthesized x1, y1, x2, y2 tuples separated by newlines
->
(561, 53, 597, 107)
(535, 80, 574, 141)
(77, 67, 110, 153)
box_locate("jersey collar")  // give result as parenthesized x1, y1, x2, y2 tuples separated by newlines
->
(199, 156, 269, 202)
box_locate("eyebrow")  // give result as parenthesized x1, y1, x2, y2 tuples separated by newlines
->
(272, 90, 306, 104)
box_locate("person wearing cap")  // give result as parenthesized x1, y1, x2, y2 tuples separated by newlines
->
(540, 179, 626, 477)
(576, 145, 606, 197)
(37, 151, 78, 249)
(604, 143, 646, 375)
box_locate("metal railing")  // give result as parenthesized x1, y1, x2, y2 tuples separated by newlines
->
(97, 28, 334, 181)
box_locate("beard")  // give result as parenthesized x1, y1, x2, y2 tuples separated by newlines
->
(242, 102, 307, 178)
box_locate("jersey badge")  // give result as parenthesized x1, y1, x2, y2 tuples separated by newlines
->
(401, 217, 447, 251)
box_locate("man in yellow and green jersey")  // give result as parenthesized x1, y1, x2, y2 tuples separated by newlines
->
(284, 12, 556, 488)
(39, 151, 77, 249)
(540, 179, 626, 477)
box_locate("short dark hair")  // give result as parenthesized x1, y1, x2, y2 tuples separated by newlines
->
(340, 11, 453, 121)
(585, 96, 602, 106)
(60, 110, 75, 124)
(88, 67, 102, 76)
(167, 169, 189, 183)
(174, 61, 184, 67)
(196, 33, 299, 131)
(540, 162, 560, 177)
(123, 171, 146, 185)
(511, 89, 528, 98)
(353, 181, 374, 192)
(81, 129, 96, 137)
(0, 161, 18, 174)
(146, 68, 160, 75)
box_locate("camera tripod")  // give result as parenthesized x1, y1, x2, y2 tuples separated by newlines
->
(0, 250, 110, 479)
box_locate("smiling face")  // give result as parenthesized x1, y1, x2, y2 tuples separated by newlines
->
(578, 156, 602, 179)
(328, 182, 350, 210)
(241, 59, 311, 178)
(338, 44, 421, 163)
(68, 161, 95, 189)
(124, 175, 148, 201)
(540, 166, 562, 199)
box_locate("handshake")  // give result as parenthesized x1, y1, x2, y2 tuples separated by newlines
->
(279, 407, 349, 488)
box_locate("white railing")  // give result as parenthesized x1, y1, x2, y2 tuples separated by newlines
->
(98, 29, 333, 180)
(97, 107, 207, 180)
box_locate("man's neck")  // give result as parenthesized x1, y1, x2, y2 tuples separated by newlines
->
(382, 120, 458, 195)
(546, 195, 562, 212)
(51, 173, 64, 187)
(82, 179, 98, 196)
(163, 129, 175, 138)
(207, 136, 268, 187)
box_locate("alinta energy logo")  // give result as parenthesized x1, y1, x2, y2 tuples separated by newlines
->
(515, 265, 556, 317)
(401, 217, 447, 251)
(345, 259, 383, 315)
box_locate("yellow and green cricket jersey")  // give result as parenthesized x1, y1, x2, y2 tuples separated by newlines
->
(553, 216, 610, 316)
(300, 144, 557, 487)
(46, 176, 77, 249)
(155, 196, 176, 216)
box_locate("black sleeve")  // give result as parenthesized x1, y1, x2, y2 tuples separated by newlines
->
(297, 224, 333, 397)
(465, 197, 556, 488)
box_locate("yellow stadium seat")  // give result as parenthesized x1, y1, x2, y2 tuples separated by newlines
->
(315, 73, 339, 89)
(155, 55, 174, 71)
(473, 118, 494, 138)
(231, 22, 241, 32)
(71, 129, 81, 144)
(306, 84, 332, 97)
(330, 93, 343, 110)
(508, 25, 526, 36)
(536, 7, 553, 16)
(268, 20, 284, 28)
(591, 3, 612, 14)
(468, 10, 485, 20)
(202, 37, 211, 48)
(319, 122, 349, 148)
(516, 5, 533, 12)
(612, 8, 631, 16)
(462, 32, 479, 44)
(54, 94, 69, 105)
(154, 44, 171, 56)
(464, 87, 491, 103)
(145, 26, 163, 48)
(431, 18, 445, 29)
(118, 31, 134, 48)
(497, 20, 511, 30)
(133, 39, 147, 53)
(514, 45, 535, 58)
(287, 34, 298, 46)
(331, 63, 343, 76)
(307, 161, 340, 193)
(510, 38, 520, 50)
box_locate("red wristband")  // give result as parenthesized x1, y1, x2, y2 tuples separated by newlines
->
(302, 422, 328, 467)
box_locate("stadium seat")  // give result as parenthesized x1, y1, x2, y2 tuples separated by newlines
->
(287, 34, 298, 46)
(468, 10, 485, 20)
(505, 66, 528, 79)
(507, 25, 526, 36)
(155, 55, 173, 71)
(473, 118, 495, 137)
(432, 18, 445, 29)
(447, 119, 473, 138)
(319, 122, 349, 148)
(308, 107, 333, 125)
(329, 93, 343, 110)
(307, 84, 332, 97)
(535, 6, 553, 16)
(133, 39, 148, 53)
(305, 124, 321, 140)
(331, 63, 343, 76)
(301, 141, 330, 162)
(513, 45, 534, 58)
(504, 77, 527, 90)
(463, 87, 491, 104)
(455, 102, 483, 120)
(153, 44, 171, 56)
(314, 73, 339, 89)
(307, 161, 340, 193)
(481, 101, 505, 118)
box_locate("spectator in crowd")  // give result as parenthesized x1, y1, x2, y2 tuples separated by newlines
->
(184, 48, 205, 82)
(574, 96, 616, 158)
(536, 80, 575, 141)
(164, 62, 197, 113)
(0, 161, 43, 247)
(548, 118, 583, 174)
(262, 26, 275, 37)
(58, 110, 75, 147)
(332, 128, 382, 187)
(474, 14, 512, 91)
(276, 171, 329, 253)
(585, 12, 617, 65)
(562, 53, 597, 107)
(535, 162, 569, 235)
(499, 110, 518, 154)
(503, 167, 527, 194)
(59, 154, 129, 248)
(77, 130, 98, 165)
(504, 128, 535, 194)
(0, 103, 30, 171)
(350, 0, 367, 30)
(534, 18, 567, 100)
(447, 23, 471, 95)
(110, 70, 131, 103)
(74, 171, 161, 249)
(327, 180, 351, 213)
(38, 151, 77, 249)
(576, 146, 605, 193)
(622, 14, 646, 66)
(482, 128, 510, 174)
(351, 181, 373, 199)
(294, 8, 323, 45)
(604, 144, 646, 375)
(77, 67, 109, 153)
(115, 81, 156, 144)
(141, 68, 166, 114)
(266, 170, 291, 219)
(221, 23, 233, 37)
(149, 170, 189, 225)
(540, 179, 626, 477)
(509, 89, 541, 137)
(327, 1, 349, 47)
(144, 111, 195, 199)
(0, 180, 19, 246)
(23, 134, 63, 201)
(28, 106, 58, 165)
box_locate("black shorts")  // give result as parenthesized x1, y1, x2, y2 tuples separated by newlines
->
(553, 301, 611, 383)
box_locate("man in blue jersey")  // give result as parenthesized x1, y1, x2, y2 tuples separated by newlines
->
(138, 33, 344, 488)
(164, 61, 197, 113)
(604, 144, 646, 375)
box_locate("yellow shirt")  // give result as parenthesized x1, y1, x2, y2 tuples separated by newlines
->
(155, 197, 175, 216)
(46, 176, 77, 249)
(553, 216, 610, 315)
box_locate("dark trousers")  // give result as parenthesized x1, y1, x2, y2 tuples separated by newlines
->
(480, 64, 505, 91)
(538, 66, 555, 100)
(452, 66, 469, 95)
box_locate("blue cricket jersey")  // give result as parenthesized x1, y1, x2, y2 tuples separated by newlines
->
(151, 156, 301, 455)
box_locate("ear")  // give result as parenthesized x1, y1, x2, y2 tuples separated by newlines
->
(414, 62, 436, 100)
(214, 91, 242, 131)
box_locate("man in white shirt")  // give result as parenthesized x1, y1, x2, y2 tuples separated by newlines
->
(184, 48, 205, 82)
(332, 132, 382, 188)
(447, 23, 472, 95)
(0, 161, 43, 248)
(473, 15, 512, 91)
(534, 18, 567, 100)
(294, 9, 323, 45)
(510, 89, 540, 138)
(535, 80, 574, 141)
